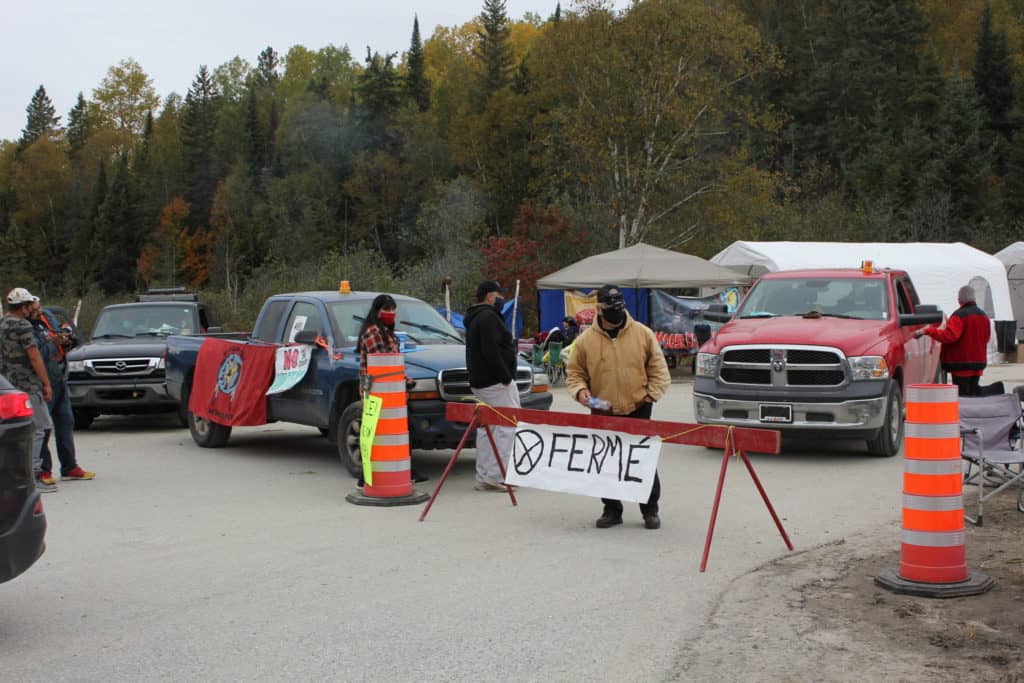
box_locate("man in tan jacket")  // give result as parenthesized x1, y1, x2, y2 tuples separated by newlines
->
(566, 284, 672, 529)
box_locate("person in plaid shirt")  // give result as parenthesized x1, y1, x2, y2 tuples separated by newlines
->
(357, 294, 401, 379)
(356, 294, 427, 483)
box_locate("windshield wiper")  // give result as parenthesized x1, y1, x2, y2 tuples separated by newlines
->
(399, 320, 463, 343)
(738, 312, 775, 319)
(135, 331, 169, 336)
(797, 311, 862, 320)
(92, 333, 134, 339)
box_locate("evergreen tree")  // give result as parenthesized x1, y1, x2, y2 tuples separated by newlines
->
(181, 66, 219, 230)
(937, 70, 992, 240)
(20, 85, 60, 150)
(66, 92, 91, 160)
(356, 49, 402, 147)
(1004, 130, 1024, 220)
(96, 153, 140, 293)
(907, 41, 946, 136)
(475, 0, 513, 105)
(781, 0, 928, 182)
(406, 16, 431, 112)
(244, 84, 267, 181)
(972, 1, 1014, 139)
(550, 2, 561, 23)
(255, 47, 280, 89)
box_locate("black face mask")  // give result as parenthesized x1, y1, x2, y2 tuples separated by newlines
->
(493, 297, 505, 312)
(601, 307, 625, 325)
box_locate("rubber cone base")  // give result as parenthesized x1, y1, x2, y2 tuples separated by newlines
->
(346, 488, 430, 507)
(874, 567, 994, 598)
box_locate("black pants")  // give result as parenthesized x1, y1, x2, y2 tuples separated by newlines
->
(952, 375, 981, 397)
(598, 401, 660, 517)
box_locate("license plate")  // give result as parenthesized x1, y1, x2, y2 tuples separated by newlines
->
(759, 404, 792, 423)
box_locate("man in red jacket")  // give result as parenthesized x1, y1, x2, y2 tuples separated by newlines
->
(914, 285, 991, 396)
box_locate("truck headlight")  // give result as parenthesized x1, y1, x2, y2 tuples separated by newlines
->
(848, 356, 889, 380)
(68, 360, 86, 373)
(695, 352, 720, 378)
(408, 378, 440, 401)
(532, 372, 549, 392)
(152, 357, 165, 369)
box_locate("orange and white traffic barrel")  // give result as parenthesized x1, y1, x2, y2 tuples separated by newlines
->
(875, 383, 992, 597)
(346, 353, 428, 507)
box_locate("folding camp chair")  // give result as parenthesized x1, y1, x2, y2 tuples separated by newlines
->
(546, 341, 565, 386)
(959, 393, 1024, 526)
(531, 344, 544, 368)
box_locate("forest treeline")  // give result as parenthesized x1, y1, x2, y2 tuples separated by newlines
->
(3, 0, 1024, 331)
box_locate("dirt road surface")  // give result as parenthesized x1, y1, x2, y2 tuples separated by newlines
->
(1, 366, 1021, 681)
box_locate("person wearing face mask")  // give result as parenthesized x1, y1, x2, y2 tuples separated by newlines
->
(356, 294, 427, 484)
(464, 280, 520, 491)
(566, 284, 672, 530)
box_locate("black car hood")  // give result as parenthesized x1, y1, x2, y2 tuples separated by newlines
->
(68, 338, 167, 361)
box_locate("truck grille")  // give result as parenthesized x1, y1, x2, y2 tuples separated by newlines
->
(86, 358, 160, 376)
(438, 368, 533, 400)
(718, 346, 846, 387)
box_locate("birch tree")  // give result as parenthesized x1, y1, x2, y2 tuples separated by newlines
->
(537, 0, 777, 247)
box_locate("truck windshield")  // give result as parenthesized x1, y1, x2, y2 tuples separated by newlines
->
(738, 278, 889, 321)
(328, 300, 464, 346)
(92, 305, 197, 338)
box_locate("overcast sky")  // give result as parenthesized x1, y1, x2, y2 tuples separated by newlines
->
(1, 0, 609, 142)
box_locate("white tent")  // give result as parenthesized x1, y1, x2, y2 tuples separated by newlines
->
(995, 242, 1024, 338)
(712, 241, 1014, 323)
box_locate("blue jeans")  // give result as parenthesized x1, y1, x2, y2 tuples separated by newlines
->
(41, 380, 77, 475)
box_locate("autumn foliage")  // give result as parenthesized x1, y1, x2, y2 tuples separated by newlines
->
(480, 204, 585, 330)
(137, 197, 214, 290)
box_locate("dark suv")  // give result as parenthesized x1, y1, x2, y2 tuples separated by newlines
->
(0, 374, 47, 583)
(66, 289, 218, 429)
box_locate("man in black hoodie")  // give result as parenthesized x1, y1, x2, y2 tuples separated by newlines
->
(465, 280, 520, 491)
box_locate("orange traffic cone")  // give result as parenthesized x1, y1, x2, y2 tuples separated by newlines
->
(875, 384, 992, 597)
(346, 353, 428, 507)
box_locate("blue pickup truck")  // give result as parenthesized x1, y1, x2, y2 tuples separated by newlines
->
(165, 291, 554, 477)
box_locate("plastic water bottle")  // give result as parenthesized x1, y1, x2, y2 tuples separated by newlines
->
(588, 396, 612, 411)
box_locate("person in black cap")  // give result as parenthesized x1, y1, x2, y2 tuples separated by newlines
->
(566, 284, 672, 529)
(464, 280, 520, 491)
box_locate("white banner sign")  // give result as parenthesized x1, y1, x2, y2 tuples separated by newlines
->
(266, 344, 312, 395)
(505, 422, 661, 502)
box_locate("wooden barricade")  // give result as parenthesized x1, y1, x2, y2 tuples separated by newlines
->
(420, 403, 790, 572)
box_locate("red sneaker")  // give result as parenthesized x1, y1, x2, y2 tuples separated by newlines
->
(62, 467, 96, 480)
(37, 471, 57, 486)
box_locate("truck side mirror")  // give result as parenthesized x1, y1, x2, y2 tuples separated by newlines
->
(702, 304, 732, 323)
(899, 310, 943, 326)
(293, 329, 320, 345)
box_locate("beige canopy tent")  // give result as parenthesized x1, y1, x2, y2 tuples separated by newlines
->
(536, 242, 751, 289)
(535, 242, 749, 330)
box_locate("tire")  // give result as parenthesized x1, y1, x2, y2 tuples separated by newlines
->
(188, 409, 232, 448)
(336, 401, 363, 478)
(177, 384, 191, 428)
(73, 408, 97, 430)
(867, 382, 903, 457)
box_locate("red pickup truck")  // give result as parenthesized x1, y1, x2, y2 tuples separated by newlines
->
(693, 267, 943, 456)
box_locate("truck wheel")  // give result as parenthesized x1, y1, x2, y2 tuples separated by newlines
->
(73, 409, 97, 430)
(336, 401, 363, 478)
(177, 384, 191, 428)
(867, 383, 903, 457)
(188, 410, 232, 448)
